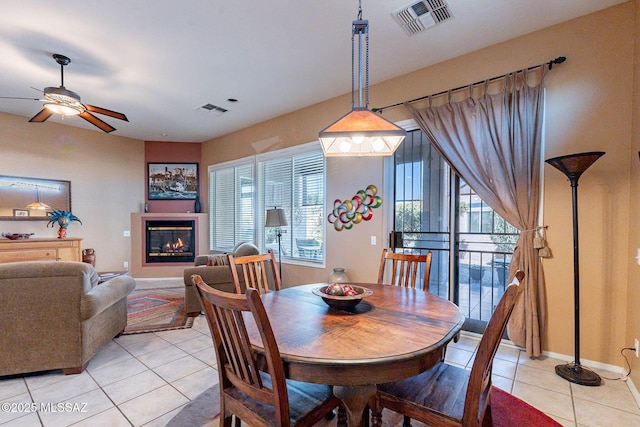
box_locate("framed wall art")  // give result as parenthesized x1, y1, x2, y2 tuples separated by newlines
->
(148, 163, 199, 200)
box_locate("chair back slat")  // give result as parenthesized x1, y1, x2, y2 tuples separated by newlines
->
(378, 248, 432, 291)
(229, 249, 282, 294)
(463, 270, 525, 426)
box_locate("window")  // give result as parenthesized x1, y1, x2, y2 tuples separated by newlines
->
(209, 143, 325, 264)
(209, 160, 254, 252)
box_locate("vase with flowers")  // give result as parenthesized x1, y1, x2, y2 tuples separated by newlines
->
(47, 209, 82, 239)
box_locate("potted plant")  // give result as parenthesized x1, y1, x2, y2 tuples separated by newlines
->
(47, 209, 82, 239)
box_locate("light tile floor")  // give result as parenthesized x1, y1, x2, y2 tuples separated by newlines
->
(1, 282, 639, 426)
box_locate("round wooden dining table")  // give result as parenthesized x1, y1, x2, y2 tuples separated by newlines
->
(245, 283, 465, 427)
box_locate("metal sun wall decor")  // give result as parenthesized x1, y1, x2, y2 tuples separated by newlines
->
(328, 184, 382, 231)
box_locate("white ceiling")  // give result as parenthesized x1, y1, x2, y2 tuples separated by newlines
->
(0, 0, 627, 142)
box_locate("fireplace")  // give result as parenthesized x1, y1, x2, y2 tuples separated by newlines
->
(145, 220, 195, 263)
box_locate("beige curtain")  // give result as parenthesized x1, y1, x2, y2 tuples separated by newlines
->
(406, 69, 547, 357)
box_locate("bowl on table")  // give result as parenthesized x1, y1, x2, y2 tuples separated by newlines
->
(312, 284, 373, 310)
(2, 233, 34, 240)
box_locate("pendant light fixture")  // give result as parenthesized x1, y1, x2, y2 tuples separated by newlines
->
(319, 0, 406, 157)
(26, 186, 51, 210)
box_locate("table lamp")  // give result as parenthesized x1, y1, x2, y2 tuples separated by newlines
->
(265, 207, 287, 277)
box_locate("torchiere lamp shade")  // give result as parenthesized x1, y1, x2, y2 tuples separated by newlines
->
(545, 152, 605, 183)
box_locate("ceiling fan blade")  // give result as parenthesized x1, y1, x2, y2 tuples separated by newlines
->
(0, 96, 40, 101)
(79, 111, 116, 133)
(84, 104, 128, 122)
(29, 109, 54, 123)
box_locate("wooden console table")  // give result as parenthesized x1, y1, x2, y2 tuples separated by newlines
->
(0, 238, 82, 263)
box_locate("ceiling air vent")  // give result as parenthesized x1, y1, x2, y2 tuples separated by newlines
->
(393, 0, 453, 36)
(197, 103, 228, 114)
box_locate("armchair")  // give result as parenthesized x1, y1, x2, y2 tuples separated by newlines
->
(182, 242, 259, 315)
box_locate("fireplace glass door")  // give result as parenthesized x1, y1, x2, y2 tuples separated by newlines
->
(145, 220, 195, 263)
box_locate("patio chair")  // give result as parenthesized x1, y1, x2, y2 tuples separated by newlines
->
(192, 274, 342, 427)
(228, 249, 281, 294)
(370, 271, 525, 427)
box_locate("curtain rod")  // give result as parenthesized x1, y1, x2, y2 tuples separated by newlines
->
(372, 56, 566, 113)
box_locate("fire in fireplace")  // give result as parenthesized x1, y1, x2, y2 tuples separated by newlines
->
(145, 220, 195, 263)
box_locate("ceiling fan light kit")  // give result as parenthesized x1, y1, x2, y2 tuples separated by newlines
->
(5, 53, 128, 133)
(319, 1, 406, 157)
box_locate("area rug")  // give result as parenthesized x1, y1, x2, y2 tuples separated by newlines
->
(166, 385, 561, 426)
(123, 287, 194, 334)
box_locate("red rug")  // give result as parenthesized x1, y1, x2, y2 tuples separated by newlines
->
(166, 385, 561, 426)
(123, 287, 194, 334)
(491, 386, 562, 427)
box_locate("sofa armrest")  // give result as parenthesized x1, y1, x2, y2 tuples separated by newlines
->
(81, 275, 136, 321)
(184, 265, 235, 291)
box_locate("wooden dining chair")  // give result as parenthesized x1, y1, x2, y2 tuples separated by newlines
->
(377, 248, 433, 291)
(192, 274, 342, 427)
(370, 270, 525, 427)
(228, 249, 282, 294)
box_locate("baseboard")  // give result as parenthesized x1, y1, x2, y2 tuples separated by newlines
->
(459, 331, 640, 407)
(628, 378, 640, 408)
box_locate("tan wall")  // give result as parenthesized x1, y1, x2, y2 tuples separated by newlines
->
(202, 2, 637, 368)
(0, 113, 144, 272)
(627, 0, 640, 390)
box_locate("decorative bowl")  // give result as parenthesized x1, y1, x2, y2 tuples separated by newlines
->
(2, 233, 34, 240)
(312, 284, 373, 310)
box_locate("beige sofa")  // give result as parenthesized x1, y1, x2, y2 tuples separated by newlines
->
(183, 242, 259, 315)
(0, 261, 135, 376)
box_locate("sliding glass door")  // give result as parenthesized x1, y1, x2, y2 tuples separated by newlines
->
(392, 129, 519, 331)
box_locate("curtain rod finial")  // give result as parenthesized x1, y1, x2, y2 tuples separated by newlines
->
(549, 56, 566, 70)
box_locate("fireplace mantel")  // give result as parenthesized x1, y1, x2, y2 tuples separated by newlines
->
(130, 213, 208, 278)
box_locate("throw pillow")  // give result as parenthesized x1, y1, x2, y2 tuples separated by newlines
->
(206, 254, 230, 266)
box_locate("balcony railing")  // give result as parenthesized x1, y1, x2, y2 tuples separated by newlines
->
(392, 230, 518, 328)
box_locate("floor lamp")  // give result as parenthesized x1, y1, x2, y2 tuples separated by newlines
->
(265, 207, 287, 278)
(546, 151, 605, 386)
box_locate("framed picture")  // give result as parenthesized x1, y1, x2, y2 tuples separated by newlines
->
(13, 209, 29, 217)
(148, 163, 199, 200)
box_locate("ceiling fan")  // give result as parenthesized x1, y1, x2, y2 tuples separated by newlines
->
(0, 53, 128, 133)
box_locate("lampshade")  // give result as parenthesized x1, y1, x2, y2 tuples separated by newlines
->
(318, 2, 405, 157)
(26, 201, 51, 210)
(545, 151, 605, 183)
(319, 108, 406, 157)
(265, 208, 287, 227)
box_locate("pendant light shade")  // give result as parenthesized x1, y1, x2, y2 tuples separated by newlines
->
(319, 2, 405, 157)
(319, 108, 406, 157)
